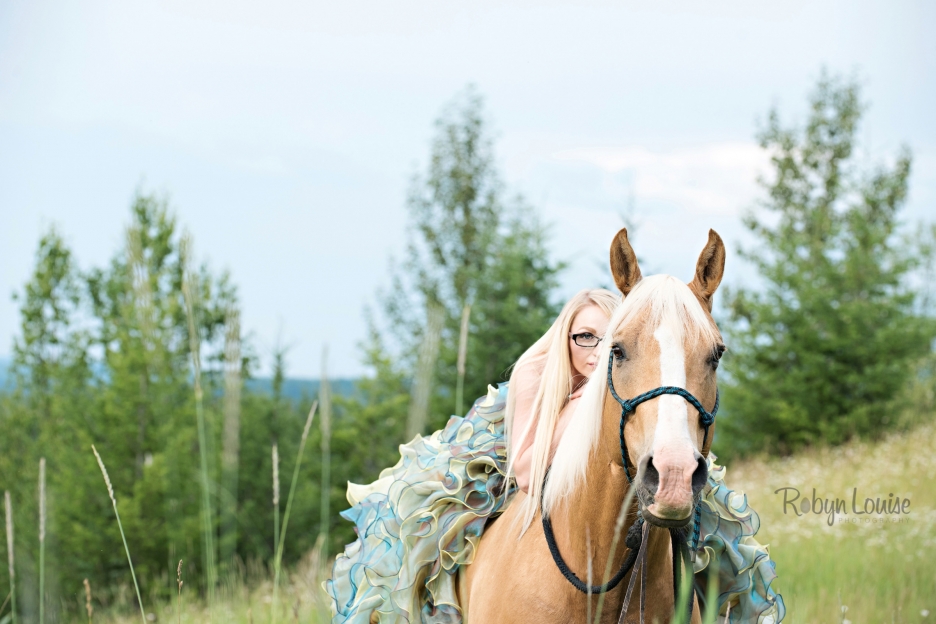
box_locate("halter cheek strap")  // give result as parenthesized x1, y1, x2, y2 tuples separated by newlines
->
(606, 352, 719, 483)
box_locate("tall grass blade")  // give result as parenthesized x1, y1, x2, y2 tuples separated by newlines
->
(126, 227, 159, 479)
(271, 401, 318, 624)
(272, 443, 280, 567)
(455, 304, 471, 417)
(38, 458, 45, 624)
(702, 555, 719, 624)
(4, 491, 15, 624)
(585, 525, 592, 624)
(176, 560, 183, 624)
(670, 541, 694, 624)
(221, 307, 243, 576)
(83, 579, 92, 624)
(407, 303, 443, 440)
(319, 345, 332, 558)
(592, 481, 637, 624)
(181, 234, 218, 610)
(92, 445, 146, 624)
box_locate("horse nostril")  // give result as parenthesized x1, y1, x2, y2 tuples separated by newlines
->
(691, 454, 708, 497)
(641, 455, 660, 495)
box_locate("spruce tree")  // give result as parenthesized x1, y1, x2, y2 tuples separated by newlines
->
(720, 73, 936, 455)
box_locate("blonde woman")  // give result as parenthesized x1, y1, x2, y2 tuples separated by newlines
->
(326, 289, 784, 623)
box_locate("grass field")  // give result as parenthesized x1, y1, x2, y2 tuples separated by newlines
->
(93, 549, 333, 624)
(93, 420, 936, 624)
(726, 420, 936, 622)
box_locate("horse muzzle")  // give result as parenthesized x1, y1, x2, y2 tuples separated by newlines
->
(636, 450, 707, 527)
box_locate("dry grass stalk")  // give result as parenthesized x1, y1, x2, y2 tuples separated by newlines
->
(271, 401, 318, 624)
(303, 534, 331, 624)
(92, 445, 146, 624)
(455, 304, 471, 417)
(319, 345, 332, 557)
(592, 481, 638, 624)
(125, 227, 156, 348)
(176, 559, 183, 624)
(586, 525, 593, 624)
(221, 308, 243, 572)
(180, 232, 218, 609)
(4, 490, 15, 624)
(126, 227, 158, 479)
(39, 457, 46, 624)
(407, 303, 443, 440)
(272, 443, 281, 560)
(83, 578, 93, 623)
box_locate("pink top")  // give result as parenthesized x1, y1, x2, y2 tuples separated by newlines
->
(510, 361, 582, 494)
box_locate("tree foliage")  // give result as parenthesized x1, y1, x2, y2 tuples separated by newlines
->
(718, 73, 936, 456)
(379, 86, 565, 432)
(0, 88, 569, 617)
(0, 194, 321, 619)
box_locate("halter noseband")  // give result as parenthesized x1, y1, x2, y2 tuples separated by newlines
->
(607, 351, 718, 483)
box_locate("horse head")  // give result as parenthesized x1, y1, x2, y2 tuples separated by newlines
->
(606, 227, 725, 526)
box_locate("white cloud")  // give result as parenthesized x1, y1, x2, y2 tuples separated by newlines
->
(552, 142, 769, 217)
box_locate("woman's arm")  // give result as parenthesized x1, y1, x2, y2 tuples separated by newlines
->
(512, 396, 579, 494)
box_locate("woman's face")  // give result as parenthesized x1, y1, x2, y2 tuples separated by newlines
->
(568, 304, 610, 378)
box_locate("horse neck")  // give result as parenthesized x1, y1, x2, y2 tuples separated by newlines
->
(550, 408, 635, 582)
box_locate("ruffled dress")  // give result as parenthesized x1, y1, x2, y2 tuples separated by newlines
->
(325, 383, 785, 623)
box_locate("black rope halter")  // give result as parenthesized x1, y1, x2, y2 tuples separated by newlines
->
(606, 351, 718, 483)
(540, 351, 720, 620)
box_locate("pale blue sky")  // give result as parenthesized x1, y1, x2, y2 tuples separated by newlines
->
(2, 0, 933, 377)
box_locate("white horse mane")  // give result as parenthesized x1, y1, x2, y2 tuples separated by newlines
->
(542, 274, 721, 515)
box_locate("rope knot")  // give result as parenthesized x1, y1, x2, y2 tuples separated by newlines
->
(625, 517, 644, 550)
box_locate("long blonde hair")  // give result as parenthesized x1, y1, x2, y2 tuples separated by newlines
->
(542, 275, 722, 516)
(504, 288, 620, 531)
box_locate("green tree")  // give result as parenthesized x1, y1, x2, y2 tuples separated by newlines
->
(719, 73, 936, 456)
(380, 86, 565, 435)
(0, 193, 248, 617)
(1, 229, 94, 620)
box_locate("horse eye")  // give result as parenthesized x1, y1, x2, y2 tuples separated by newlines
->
(709, 345, 726, 369)
(611, 345, 626, 361)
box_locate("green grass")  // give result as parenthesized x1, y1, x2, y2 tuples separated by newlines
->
(95, 553, 332, 624)
(94, 419, 936, 624)
(725, 419, 936, 622)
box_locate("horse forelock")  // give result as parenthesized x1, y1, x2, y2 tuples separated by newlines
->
(542, 275, 720, 515)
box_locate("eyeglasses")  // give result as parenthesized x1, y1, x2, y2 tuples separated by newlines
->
(569, 332, 602, 348)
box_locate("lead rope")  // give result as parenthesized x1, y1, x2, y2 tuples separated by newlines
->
(543, 354, 716, 612)
(617, 520, 650, 624)
(615, 522, 698, 623)
(540, 470, 644, 594)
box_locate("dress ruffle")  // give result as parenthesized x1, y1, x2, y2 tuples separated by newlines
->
(326, 383, 784, 623)
(325, 384, 509, 623)
(693, 455, 786, 623)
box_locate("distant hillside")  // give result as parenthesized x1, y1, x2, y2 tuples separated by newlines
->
(244, 377, 358, 402)
(0, 357, 357, 402)
(0, 358, 9, 392)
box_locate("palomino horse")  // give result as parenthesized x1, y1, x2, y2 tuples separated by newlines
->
(458, 228, 725, 623)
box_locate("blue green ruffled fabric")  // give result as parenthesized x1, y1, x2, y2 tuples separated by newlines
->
(326, 383, 784, 623)
(693, 455, 785, 622)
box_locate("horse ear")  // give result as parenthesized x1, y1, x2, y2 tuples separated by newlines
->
(689, 229, 726, 311)
(609, 228, 642, 296)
